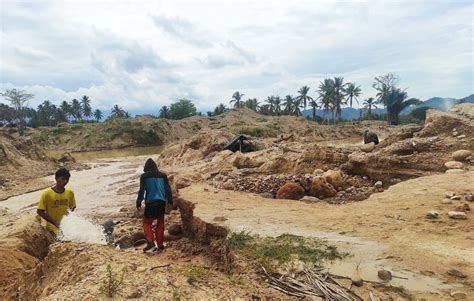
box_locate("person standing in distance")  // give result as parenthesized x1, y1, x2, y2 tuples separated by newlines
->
(136, 158, 173, 253)
(37, 168, 76, 236)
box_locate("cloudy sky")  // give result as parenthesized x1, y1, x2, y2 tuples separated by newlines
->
(0, 0, 472, 114)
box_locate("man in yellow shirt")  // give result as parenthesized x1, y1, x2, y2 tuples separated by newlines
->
(37, 168, 76, 235)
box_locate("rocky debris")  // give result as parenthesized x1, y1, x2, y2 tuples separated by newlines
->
(426, 210, 439, 219)
(450, 291, 467, 300)
(448, 211, 467, 220)
(212, 216, 228, 222)
(313, 169, 324, 175)
(360, 142, 375, 153)
(450, 195, 461, 200)
(447, 269, 467, 278)
(445, 191, 456, 198)
(374, 181, 383, 189)
(441, 199, 453, 204)
(377, 269, 392, 281)
(445, 169, 465, 174)
(444, 161, 464, 169)
(168, 224, 183, 235)
(454, 203, 470, 212)
(310, 176, 337, 198)
(465, 193, 474, 202)
(452, 150, 472, 162)
(175, 176, 192, 189)
(351, 277, 363, 287)
(299, 196, 321, 203)
(57, 152, 76, 163)
(457, 134, 466, 139)
(276, 182, 305, 200)
(323, 170, 343, 190)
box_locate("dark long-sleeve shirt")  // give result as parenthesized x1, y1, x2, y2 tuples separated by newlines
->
(136, 171, 173, 207)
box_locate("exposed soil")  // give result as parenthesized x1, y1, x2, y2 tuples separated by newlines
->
(0, 104, 473, 300)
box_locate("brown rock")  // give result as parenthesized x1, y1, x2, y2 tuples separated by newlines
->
(377, 269, 392, 281)
(444, 161, 464, 169)
(360, 142, 375, 153)
(276, 182, 305, 200)
(452, 150, 472, 162)
(310, 176, 337, 198)
(323, 170, 343, 190)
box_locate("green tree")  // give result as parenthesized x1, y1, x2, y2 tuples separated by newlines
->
(385, 88, 420, 125)
(159, 105, 170, 118)
(344, 82, 361, 108)
(60, 100, 72, 121)
(296, 86, 313, 111)
(309, 99, 320, 120)
(0, 103, 16, 125)
(363, 97, 377, 119)
(81, 95, 92, 120)
(244, 98, 259, 111)
(1, 89, 34, 135)
(332, 77, 346, 122)
(317, 79, 334, 124)
(283, 95, 294, 115)
(230, 91, 244, 108)
(94, 109, 103, 122)
(169, 99, 197, 119)
(109, 104, 129, 119)
(409, 106, 430, 122)
(71, 98, 82, 121)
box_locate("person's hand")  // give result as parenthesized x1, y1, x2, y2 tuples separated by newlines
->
(136, 204, 141, 210)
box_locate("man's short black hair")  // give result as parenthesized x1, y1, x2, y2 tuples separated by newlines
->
(55, 168, 71, 179)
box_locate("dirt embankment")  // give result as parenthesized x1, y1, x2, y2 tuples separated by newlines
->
(157, 104, 473, 205)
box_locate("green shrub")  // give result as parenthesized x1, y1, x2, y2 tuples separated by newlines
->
(99, 264, 126, 298)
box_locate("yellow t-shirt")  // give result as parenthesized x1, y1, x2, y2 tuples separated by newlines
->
(37, 188, 76, 233)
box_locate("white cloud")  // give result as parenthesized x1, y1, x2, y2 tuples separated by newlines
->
(0, 0, 472, 113)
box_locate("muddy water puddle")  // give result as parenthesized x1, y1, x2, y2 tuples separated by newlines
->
(227, 223, 456, 292)
(47, 145, 164, 161)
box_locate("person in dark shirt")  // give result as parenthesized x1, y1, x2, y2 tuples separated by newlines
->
(136, 158, 173, 253)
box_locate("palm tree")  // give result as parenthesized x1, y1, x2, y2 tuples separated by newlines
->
(60, 100, 71, 121)
(385, 88, 420, 125)
(309, 99, 320, 120)
(265, 96, 276, 115)
(230, 91, 244, 108)
(110, 104, 128, 119)
(283, 95, 294, 115)
(295, 86, 313, 111)
(363, 97, 376, 120)
(273, 96, 282, 116)
(244, 98, 259, 111)
(81, 95, 92, 120)
(71, 98, 82, 121)
(332, 77, 346, 122)
(159, 105, 170, 118)
(344, 82, 361, 107)
(317, 79, 334, 124)
(94, 109, 102, 122)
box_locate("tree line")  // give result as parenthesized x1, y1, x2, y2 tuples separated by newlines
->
(1, 72, 422, 135)
(0, 90, 133, 134)
(209, 73, 420, 125)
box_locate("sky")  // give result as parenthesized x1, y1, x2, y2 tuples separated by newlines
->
(0, 0, 472, 114)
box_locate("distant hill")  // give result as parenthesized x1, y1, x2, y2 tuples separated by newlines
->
(302, 94, 474, 120)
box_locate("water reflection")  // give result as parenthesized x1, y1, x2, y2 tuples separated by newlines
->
(47, 145, 164, 161)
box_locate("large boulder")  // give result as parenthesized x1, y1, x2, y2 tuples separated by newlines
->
(444, 161, 464, 170)
(323, 170, 343, 190)
(452, 150, 472, 162)
(276, 182, 305, 200)
(360, 142, 375, 153)
(309, 176, 337, 198)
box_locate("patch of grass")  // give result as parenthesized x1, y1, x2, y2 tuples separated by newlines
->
(50, 128, 69, 136)
(99, 264, 126, 298)
(227, 232, 349, 271)
(70, 124, 83, 130)
(177, 265, 208, 284)
(239, 126, 278, 138)
(256, 117, 268, 122)
(227, 230, 253, 248)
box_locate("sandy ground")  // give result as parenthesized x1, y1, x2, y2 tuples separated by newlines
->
(180, 172, 474, 299)
(1, 156, 473, 300)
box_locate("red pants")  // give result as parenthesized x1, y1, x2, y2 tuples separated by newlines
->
(143, 215, 164, 248)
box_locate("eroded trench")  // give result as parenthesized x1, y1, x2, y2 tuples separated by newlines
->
(2, 196, 235, 300)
